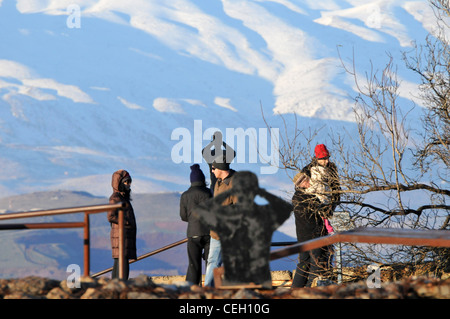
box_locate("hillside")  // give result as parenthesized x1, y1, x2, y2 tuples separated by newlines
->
(0, 0, 441, 199)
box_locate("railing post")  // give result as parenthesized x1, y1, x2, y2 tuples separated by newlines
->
(118, 208, 125, 280)
(336, 242, 342, 284)
(83, 213, 90, 277)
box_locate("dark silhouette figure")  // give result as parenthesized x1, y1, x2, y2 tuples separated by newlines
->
(194, 171, 292, 288)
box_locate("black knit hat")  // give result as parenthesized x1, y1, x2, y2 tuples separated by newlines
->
(190, 164, 205, 184)
(212, 155, 230, 171)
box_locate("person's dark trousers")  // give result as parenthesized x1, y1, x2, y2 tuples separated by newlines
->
(291, 247, 327, 288)
(112, 258, 130, 280)
(186, 235, 210, 285)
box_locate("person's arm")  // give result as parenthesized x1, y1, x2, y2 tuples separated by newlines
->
(192, 198, 220, 229)
(179, 193, 188, 222)
(257, 188, 293, 224)
(107, 195, 119, 224)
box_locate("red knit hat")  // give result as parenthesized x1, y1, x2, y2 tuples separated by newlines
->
(314, 144, 330, 159)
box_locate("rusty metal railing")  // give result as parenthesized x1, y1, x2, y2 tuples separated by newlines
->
(0, 202, 299, 281)
(91, 238, 189, 278)
(270, 227, 450, 260)
(0, 203, 125, 278)
(211, 227, 450, 288)
(91, 239, 298, 278)
(5, 202, 447, 286)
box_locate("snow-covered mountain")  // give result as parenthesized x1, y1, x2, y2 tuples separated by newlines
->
(0, 0, 439, 199)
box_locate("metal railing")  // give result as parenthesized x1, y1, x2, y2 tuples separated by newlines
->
(269, 227, 450, 285)
(91, 238, 189, 278)
(91, 239, 298, 278)
(0, 202, 293, 280)
(3, 203, 448, 285)
(0, 203, 126, 278)
(0, 202, 298, 281)
(269, 227, 450, 261)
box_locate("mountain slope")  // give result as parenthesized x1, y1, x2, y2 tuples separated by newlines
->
(0, 0, 439, 198)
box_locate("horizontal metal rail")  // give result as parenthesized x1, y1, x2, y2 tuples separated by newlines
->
(92, 239, 298, 278)
(270, 227, 450, 260)
(214, 227, 450, 288)
(0, 203, 124, 220)
(92, 238, 189, 278)
(271, 241, 296, 246)
(0, 222, 85, 230)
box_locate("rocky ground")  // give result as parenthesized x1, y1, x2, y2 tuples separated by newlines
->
(0, 274, 448, 300)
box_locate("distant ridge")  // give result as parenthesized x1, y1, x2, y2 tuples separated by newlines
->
(0, 190, 107, 214)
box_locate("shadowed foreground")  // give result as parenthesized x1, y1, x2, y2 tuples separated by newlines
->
(0, 274, 448, 299)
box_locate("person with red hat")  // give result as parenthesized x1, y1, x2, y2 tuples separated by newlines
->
(314, 143, 329, 160)
(291, 144, 341, 288)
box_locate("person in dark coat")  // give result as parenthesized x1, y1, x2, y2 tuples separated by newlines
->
(180, 164, 212, 285)
(107, 169, 137, 280)
(291, 144, 341, 287)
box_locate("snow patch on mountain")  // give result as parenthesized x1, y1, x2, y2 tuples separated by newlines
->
(0, 59, 94, 105)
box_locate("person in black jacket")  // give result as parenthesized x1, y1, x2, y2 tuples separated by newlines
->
(180, 164, 212, 285)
